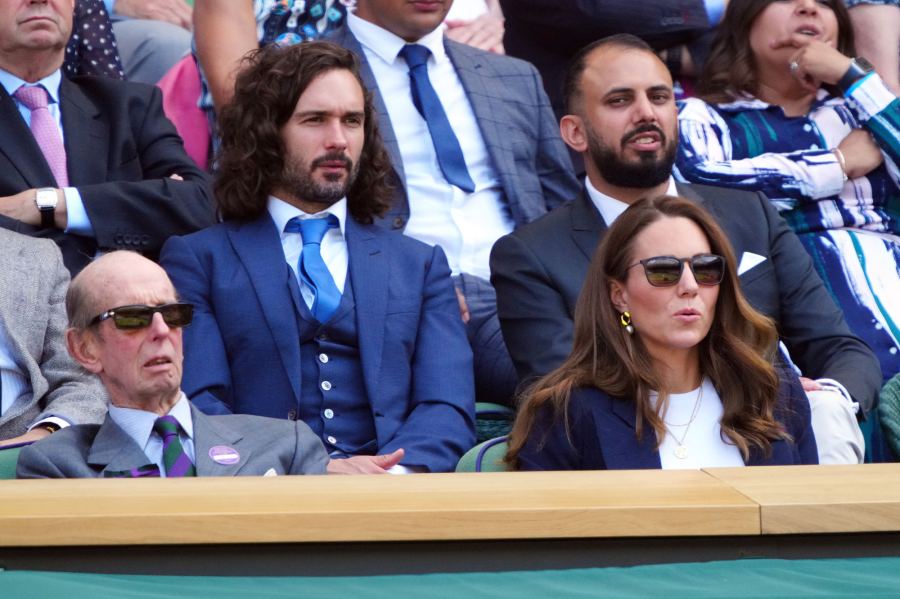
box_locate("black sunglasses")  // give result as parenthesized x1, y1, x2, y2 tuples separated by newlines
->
(89, 303, 194, 330)
(627, 254, 725, 287)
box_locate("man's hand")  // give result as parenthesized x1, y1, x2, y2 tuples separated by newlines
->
(799, 376, 823, 393)
(114, 0, 193, 30)
(326, 449, 405, 474)
(0, 188, 67, 229)
(444, 14, 505, 54)
(0, 427, 53, 449)
(455, 287, 471, 324)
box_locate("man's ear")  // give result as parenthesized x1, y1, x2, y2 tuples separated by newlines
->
(609, 279, 629, 313)
(560, 114, 588, 153)
(66, 328, 103, 375)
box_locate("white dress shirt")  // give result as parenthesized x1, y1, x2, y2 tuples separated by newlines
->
(584, 176, 679, 226)
(346, 12, 513, 279)
(0, 316, 30, 419)
(0, 67, 94, 237)
(268, 196, 349, 309)
(108, 392, 195, 476)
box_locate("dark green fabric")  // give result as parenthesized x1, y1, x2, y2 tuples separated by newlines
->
(4, 557, 900, 598)
(0, 446, 23, 480)
(878, 373, 900, 460)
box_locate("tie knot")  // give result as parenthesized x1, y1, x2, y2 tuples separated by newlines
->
(399, 44, 431, 69)
(153, 415, 182, 438)
(14, 85, 50, 110)
(285, 215, 338, 246)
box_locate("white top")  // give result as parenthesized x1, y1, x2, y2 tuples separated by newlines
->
(650, 378, 745, 470)
(108, 392, 195, 476)
(346, 11, 513, 279)
(584, 176, 678, 226)
(268, 196, 349, 309)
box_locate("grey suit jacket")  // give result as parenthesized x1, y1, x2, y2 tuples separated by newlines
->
(490, 182, 881, 413)
(0, 229, 107, 440)
(328, 26, 579, 231)
(17, 403, 330, 478)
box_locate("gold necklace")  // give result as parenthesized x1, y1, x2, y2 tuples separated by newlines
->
(664, 383, 703, 460)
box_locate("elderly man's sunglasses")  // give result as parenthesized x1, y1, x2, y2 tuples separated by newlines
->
(89, 303, 194, 330)
(627, 254, 725, 287)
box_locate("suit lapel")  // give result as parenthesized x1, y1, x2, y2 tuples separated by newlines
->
(0, 84, 56, 187)
(227, 215, 304, 405)
(346, 217, 387, 403)
(87, 415, 157, 475)
(337, 28, 404, 183)
(59, 78, 108, 186)
(606, 398, 663, 469)
(570, 190, 607, 261)
(191, 406, 247, 476)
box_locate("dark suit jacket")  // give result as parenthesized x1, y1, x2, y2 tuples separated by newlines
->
(16, 404, 329, 478)
(159, 214, 476, 473)
(327, 26, 579, 231)
(500, 0, 712, 118)
(490, 182, 881, 413)
(0, 75, 214, 273)
(516, 369, 818, 470)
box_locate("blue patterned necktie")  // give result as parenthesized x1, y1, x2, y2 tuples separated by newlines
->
(399, 44, 476, 193)
(153, 415, 196, 477)
(284, 215, 341, 323)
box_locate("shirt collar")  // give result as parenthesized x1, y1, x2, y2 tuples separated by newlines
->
(108, 392, 194, 450)
(584, 176, 678, 226)
(268, 195, 348, 238)
(0, 66, 62, 105)
(347, 10, 447, 66)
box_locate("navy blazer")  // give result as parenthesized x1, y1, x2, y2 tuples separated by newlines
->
(327, 26, 579, 231)
(159, 214, 476, 473)
(0, 76, 213, 274)
(518, 371, 818, 470)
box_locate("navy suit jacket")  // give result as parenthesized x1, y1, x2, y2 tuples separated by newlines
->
(517, 370, 818, 470)
(160, 214, 476, 473)
(327, 26, 579, 232)
(0, 75, 214, 274)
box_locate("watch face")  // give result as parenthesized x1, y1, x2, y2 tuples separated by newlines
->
(35, 188, 58, 210)
(855, 57, 875, 73)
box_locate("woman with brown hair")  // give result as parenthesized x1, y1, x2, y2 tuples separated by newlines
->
(676, 0, 900, 385)
(506, 196, 817, 470)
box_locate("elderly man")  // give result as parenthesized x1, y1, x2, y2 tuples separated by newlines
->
(17, 252, 403, 478)
(160, 42, 475, 474)
(0, 0, 212, 274)
(490, 34, 882, 464)
(0, 228, 106, 449)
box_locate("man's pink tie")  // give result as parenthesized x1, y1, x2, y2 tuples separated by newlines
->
(13, 85, 69, 187)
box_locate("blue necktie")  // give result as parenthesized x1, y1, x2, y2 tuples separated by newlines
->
(284, 215, 341, 323)
(399, 44, 476, 193)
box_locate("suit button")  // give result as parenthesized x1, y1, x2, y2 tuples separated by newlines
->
(141, 235, 150, 246)
(327, 435, 337, 445)
(318, 353, 329, 364)
(317, 334, 328, 342)
(323, 408, 334, 419)
(114, 234, 123, 244)
(287, 409, 297, 420)
(321, 380, 332, 391)
(392, 216, 405, 229)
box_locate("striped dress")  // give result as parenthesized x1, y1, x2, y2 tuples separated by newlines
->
(676, 73, 900, 382)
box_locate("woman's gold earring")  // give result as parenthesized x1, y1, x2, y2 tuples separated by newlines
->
(620, 311, 634, 335)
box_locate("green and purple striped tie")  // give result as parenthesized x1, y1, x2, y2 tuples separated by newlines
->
(153, 415, 196, 477)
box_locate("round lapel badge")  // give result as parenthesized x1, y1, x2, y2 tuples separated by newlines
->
(208, 445, 240, 465)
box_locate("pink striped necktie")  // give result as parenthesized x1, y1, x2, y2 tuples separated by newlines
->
(13, 85, 69, 187)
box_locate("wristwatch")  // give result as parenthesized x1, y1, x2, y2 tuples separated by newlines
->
(837, 57, 875, 95)
(34, 187, 58, 229)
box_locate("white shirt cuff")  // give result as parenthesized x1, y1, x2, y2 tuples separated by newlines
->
(63, 187, 95, 237)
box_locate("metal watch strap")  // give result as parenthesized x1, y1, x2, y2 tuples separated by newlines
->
(837, 57, 874, 95)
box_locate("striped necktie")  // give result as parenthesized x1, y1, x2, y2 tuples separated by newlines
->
(153, 415, 196, 477)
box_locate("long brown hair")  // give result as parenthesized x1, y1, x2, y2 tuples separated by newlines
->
(506, 196, 787, 467)
(214, 41, 394, 223)
(697, 0, 855, 103)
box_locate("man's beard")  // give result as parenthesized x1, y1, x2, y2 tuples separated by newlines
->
(277, 151, 359, 206)
(587, 124, 676, 189)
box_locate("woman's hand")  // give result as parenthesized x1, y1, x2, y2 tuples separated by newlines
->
(837, 129, 884, 179)
(771, 34, 851, 91)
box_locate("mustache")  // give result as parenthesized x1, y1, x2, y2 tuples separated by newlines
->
(621, 124, 666, 148)
(311, 152, 353, 170)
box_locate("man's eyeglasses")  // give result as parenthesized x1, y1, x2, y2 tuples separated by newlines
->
(626, 254, 726, 287)
(89, 303, 194, 330)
